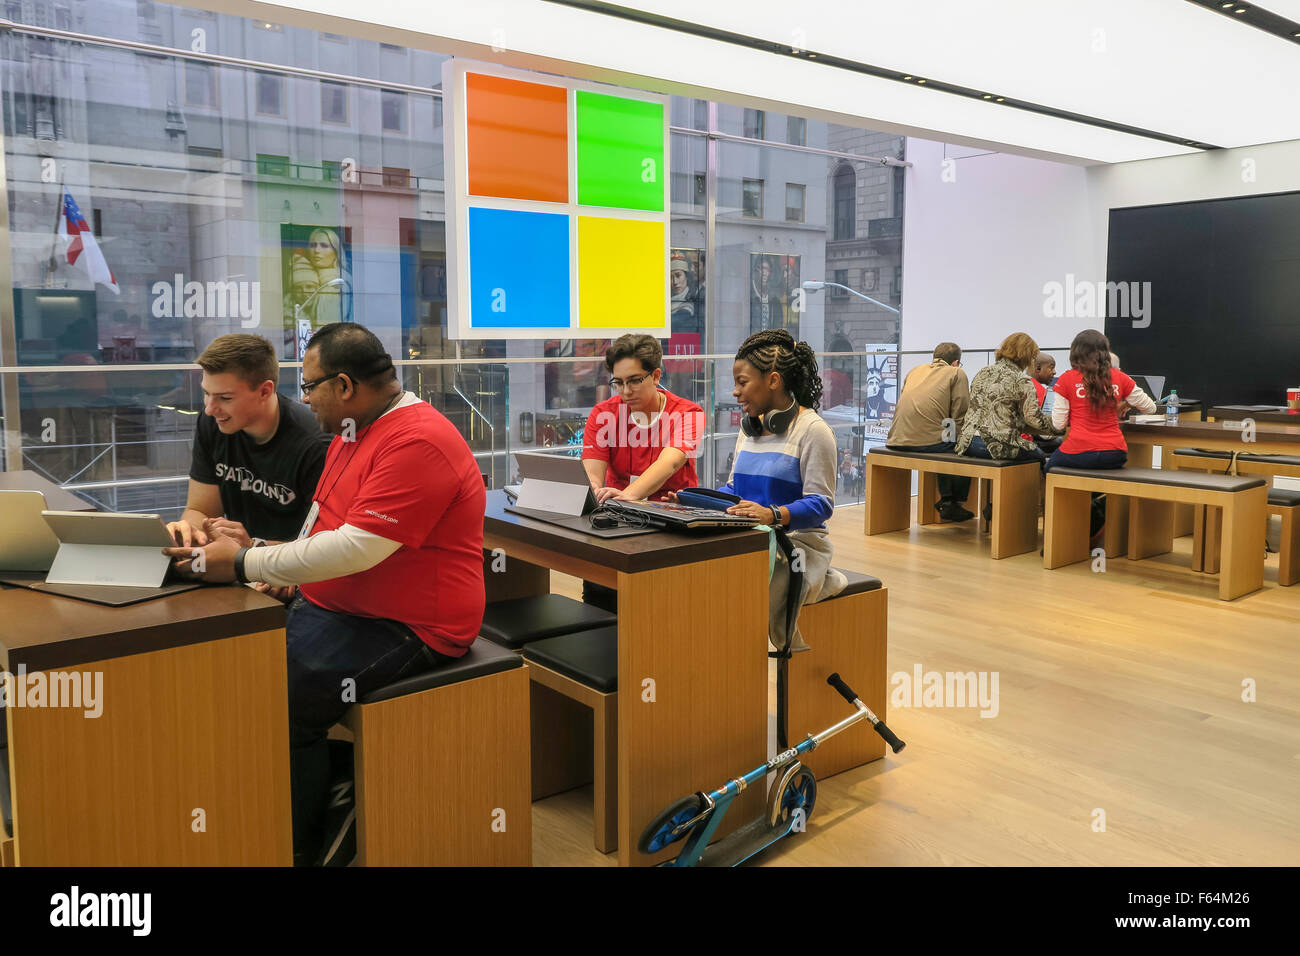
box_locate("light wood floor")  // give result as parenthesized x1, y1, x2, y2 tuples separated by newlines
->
(533, 500, 1300, 866)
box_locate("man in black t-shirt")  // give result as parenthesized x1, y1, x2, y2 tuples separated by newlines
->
(167, 334, 329, 549)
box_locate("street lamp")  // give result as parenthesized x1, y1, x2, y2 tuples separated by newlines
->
(801, 279, 900, 315)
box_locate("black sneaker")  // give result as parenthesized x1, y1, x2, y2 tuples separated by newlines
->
(938, 502, 975, 522)
(316, 779, 356, 867)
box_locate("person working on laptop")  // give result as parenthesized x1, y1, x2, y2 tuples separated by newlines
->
(582, 333, 704, 503)
(580, 333, 705, 612)
(167, 333, 329, 551)
(885, 342, 973, 522)
(164, 322, 486, 866)
(709, 329, 846, 652)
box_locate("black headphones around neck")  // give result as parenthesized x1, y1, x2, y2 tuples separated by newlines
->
(741, 397, 797, 437)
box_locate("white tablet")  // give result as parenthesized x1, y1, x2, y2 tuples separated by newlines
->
(0, 490, 59, 572)
(41, 510, 174, 588)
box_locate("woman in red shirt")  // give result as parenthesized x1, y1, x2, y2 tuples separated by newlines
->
(1047, 329, 1156, 472)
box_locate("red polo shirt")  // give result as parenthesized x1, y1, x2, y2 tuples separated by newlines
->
(299, 400, 485, 657)
(582, 388, 703, 499)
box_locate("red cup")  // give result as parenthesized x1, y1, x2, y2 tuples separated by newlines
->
(1288, 387, 1300, 412)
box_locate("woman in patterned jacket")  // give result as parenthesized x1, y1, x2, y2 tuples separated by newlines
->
(955, 331, 1061, 466)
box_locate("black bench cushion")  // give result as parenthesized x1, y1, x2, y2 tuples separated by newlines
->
(1048, 466, 1266, 492)
(1269, 489, 1300, 507)
(479, 594, 616, 649)
(1173, 448, 1232, 460)
(522, 625, 618, 694)
(835, 569, 883, 597)
(873, 447, 1035, 468)
(361, 638, 521, 705)
(1174, 448, 1300, 467)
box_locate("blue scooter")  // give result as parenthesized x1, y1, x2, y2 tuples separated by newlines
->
(637, 672, 905, 866)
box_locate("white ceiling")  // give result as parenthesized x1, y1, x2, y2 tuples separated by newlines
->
(202, 0, 1300, 165)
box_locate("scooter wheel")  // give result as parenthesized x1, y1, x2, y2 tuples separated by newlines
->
(770, 765, 817, 829)
(638, 793, 706, 856)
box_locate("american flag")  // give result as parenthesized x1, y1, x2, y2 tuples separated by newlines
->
(59, 189, 119, 294)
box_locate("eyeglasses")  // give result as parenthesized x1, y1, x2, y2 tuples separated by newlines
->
(300, 371, 342, 395)
(608, 373, 653, 391)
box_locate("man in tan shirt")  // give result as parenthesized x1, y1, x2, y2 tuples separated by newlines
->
(886, 342, 973, 521)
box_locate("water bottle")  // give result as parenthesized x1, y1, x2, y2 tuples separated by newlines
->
(1165, 389, 1179, 426)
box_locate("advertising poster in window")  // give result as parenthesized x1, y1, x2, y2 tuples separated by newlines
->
(748, 252, 799, 339)
(861, 350, 898, 444)
(281, 224, 353, 359)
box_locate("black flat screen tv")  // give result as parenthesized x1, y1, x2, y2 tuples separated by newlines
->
(1105, 190, 1300, 408)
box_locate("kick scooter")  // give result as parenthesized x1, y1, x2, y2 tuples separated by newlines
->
(637, 672, 905, 867)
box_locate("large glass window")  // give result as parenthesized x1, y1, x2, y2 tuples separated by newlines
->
(1, 0, 909, 509)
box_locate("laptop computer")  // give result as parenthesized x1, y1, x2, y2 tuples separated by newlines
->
(41, 510, 175, 587)
(0, 489, 60, 571)
(505, 452, 653, 538)
(604, 498, 761, 532)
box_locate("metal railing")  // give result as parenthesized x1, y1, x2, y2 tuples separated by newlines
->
(2, 345, 1070, 516)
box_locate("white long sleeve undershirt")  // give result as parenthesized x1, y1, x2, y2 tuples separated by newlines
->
(244, 522, 400, 586)
(1051, 385, 1155, 431)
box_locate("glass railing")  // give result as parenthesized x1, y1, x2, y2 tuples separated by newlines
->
(0, 346, 1069, 518)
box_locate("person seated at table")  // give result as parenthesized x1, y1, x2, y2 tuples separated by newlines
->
(1026, 351, 1063, 454)
(582, 333, 704, 503)
(579, 333, 704, 613)
(166, 333, 330, 549)
(714, 329, 846, 652)
(957, 332, 1060, 466)
(1047, 329, 1155, 472)
(956, 332, 1061, 520)
(165, 322, 486, 867)
(886, 341, 973, 521)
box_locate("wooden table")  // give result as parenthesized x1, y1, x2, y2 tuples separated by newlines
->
(0, 470, 95, 512)
(1205, 405, 1300, 425)
(482, 491, 769, 866)
(1, 583, 290, 866)
(1123, 420, 1300, 464)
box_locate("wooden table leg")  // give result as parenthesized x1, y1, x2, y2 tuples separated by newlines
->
(1128, 498, 1175, 559)
(1103, 495, 1131, 559)
(8, 628, 291, 865)
(918, 472, 939, 526)
(616, 551, 768, 866)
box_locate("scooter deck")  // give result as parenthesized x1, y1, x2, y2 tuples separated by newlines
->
(696, 817, 793, 867)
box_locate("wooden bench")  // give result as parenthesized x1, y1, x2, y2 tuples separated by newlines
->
(1168, 449, 1300, 585)
(786, 570, 888, 780)
(1044, 466, 1268, 601)
(866, 447, 1042, 558)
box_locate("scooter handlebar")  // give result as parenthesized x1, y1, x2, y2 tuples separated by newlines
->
(827, 672, 906, 754)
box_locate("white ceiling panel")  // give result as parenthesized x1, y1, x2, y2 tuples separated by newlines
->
(199, 0, 1300, 163)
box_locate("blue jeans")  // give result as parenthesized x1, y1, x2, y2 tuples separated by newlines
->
(964, 435, 1047, 472)
(886, 441, 970, 502)
(1047, 448, 1127, 471)
(286, 595, 453, 865)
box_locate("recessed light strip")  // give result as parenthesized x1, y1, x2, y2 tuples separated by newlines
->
(541, 0, 1220, 151)
(1185, 0, 1300, 43)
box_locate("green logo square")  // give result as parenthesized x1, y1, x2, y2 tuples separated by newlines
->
(575, 91, 664, 212)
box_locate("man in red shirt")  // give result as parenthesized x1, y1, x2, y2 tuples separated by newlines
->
(581, 333, 703, 502)
(167, 322, 485, 866)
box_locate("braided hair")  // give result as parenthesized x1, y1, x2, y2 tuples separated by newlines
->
(735, 329, 824, 411)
